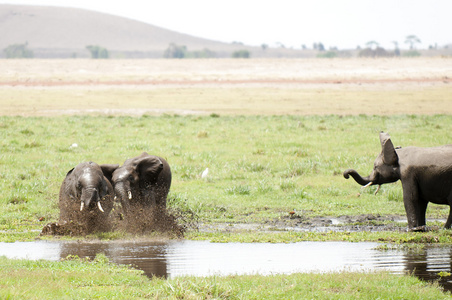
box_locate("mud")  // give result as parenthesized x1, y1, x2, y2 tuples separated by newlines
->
(41, 203, 190, 238)
(273, 213, 407, 232)
(197, 214, 446, 233)
(41, 207, 445, 238)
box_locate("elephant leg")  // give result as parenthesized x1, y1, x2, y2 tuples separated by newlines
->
(445, 206, 452, 229)
(402, 181, 421, 228)
(417, 198, 428, 227)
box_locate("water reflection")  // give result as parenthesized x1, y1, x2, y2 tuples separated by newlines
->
(1, 240, 452, 292)
(403, 246, 452, 292)
(60, 241, 169, 278)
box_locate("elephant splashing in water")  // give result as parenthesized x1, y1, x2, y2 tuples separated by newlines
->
(56, 161, 117, 235)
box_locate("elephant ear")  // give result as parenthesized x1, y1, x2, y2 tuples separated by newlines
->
(100, 164, 119, 184)
(137, 155, 163, 180)
(379, 132, 398, 165)
(65, 167, 75, 177)
(63, 167, 77, 199)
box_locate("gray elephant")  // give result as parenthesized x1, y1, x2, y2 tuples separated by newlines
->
(112, 152, 172, 215)
(343, 132, 452, 231)
(59, 161, 118, 233)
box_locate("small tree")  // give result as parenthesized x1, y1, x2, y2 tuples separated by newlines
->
(405, 35, 421, 49)
(317, 42, 325, 51)
(392, 41, 400, 56)
(3, 42, 33, 58)
(365, 41, 379, 50)
(86, 45, 109, 59)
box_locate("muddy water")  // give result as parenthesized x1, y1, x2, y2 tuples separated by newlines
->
(1, 240, 452, 291)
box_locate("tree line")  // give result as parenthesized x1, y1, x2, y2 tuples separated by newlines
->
(1, 35, 440, 59)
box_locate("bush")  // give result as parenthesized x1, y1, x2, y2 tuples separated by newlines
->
(186, 48, 216, 58)
(232, 50, 250, 58)
(86, 45, 109, 59)
(163, 44, 216, 59)
(358, 47, 393, 58)
(163, 43, 187, 58)
(402, 50, 421, 57)
(317, 51, 338, 58)
(3, 43, 33, 58)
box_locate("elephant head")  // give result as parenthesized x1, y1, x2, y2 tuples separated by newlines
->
(65, 162, 116, 213)
(343, 132, 401, 193)
(112, 152, 171, 213)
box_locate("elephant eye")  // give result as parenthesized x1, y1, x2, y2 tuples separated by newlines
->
(128, 175, 135, 182)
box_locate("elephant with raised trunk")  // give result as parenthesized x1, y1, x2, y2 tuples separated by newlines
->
(59, 161, 118, 233)
(344, 132, 452, 231)
(112, 152, 171, 215)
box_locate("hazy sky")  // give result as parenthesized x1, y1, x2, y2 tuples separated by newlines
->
(1, 0, 451, 50)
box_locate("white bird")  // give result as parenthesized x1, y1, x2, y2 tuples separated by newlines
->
(69, 143, 78, 149)
(201, 168, 209, 179)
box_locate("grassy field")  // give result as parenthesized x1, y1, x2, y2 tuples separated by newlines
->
(2, 114, 452, 243)
(1, 58, 452, 297)
(1, 255, 449, 299)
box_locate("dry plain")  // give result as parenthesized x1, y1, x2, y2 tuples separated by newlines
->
(0, 57, 451, 116)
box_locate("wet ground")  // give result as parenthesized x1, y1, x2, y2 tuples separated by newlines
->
(1, 240, 452, 292)
(199, 214, 445, 233)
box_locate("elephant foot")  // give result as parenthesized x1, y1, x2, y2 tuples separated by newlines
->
(408, 225, 428, 232)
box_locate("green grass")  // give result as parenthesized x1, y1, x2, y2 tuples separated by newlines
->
(2, 114, 452, 298)
(0, 255, 449, 299)
(1, 114, 452, 241)
(187, 229, 452, 244)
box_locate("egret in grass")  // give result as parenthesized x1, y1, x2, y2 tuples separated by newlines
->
(201, 168, 209, 179)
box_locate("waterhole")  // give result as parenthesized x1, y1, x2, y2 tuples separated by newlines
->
(1, 240, 452, 292)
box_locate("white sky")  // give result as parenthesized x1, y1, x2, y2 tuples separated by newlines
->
(1, 0, 451, 50)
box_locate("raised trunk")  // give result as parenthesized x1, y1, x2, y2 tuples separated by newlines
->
(343, 169, 372, 186)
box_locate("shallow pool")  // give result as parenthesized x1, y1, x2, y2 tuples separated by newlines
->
(1, 240, 451, 291)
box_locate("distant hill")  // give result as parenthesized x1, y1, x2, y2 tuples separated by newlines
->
(0, 4, 316, 58)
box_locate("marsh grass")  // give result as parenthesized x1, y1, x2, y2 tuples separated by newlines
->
(1, 114, 452, 240)
(0, 255, 449, 299)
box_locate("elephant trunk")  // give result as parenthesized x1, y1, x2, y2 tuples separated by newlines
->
(343, 169, 372, 186)
(80, 188, 104, 212)
(115, 184, 131, 212)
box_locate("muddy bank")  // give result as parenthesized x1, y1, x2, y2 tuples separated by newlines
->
(198, 214, 446, 233)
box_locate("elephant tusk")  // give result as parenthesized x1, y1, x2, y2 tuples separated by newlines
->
(128, 191, 132, 200)
(374, 185, 381, 195)
(97, 201, 105, 213)
(80, 201, 84, 211)
(361, 182, 373, 189)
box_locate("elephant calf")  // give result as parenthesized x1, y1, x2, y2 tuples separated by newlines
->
(111, 152, 172, 215)
(344, 132, 452, 231)
(59, 161, 118, 234)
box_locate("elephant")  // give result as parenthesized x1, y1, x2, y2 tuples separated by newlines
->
(343, 131, 452, 231)
(58, 161, 118, 233)
(111, 152, 172, 215)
